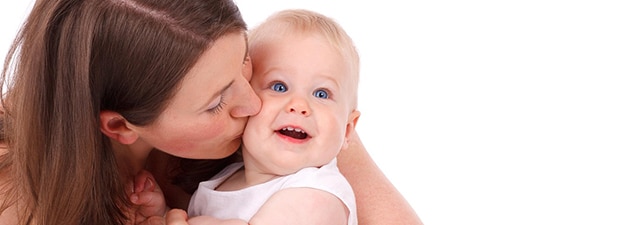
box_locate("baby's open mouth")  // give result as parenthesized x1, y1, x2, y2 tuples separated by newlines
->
(278, 127, 308, 140)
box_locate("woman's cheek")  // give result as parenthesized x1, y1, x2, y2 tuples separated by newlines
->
(165, 121, 226, 153)
(200, 120, 227, 140)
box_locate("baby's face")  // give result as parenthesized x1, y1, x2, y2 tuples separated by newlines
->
(242, 33, 356, 175)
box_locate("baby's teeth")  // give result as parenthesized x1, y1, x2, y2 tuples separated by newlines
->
(281, 127, 306, 133)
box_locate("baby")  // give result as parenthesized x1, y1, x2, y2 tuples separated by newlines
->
(133, 9, 361, 225)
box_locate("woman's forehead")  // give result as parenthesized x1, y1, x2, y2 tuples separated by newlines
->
(166, 33, 247, 113)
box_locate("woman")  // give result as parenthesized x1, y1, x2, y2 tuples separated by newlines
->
(0, 0, 422, 224)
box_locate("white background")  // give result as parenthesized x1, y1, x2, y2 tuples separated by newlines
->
(2, 1, 624, 225)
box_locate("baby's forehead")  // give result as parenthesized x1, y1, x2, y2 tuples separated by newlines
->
(250, 31, 359, 95)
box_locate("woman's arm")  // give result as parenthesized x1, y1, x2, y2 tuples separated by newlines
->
(337, 132, 424, 225)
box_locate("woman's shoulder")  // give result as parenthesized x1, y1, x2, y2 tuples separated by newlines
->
(0, 143, 7, 155)
(0, 140, 18, 224)
(0, 162, 18, 225)
(0, 204, 18, 225)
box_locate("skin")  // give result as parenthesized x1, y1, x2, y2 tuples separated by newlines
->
(101, 32, 261, 173)
(99, 31, 262, 224)
(243, 32, 358, 225)
(241, 33, 359, 184)
(136, 29, 422, 225)
(136, 29, 423, 225)
(1, 30, 423, 225)
(337, 133, 424, 225)
(187, 32, 359, 225)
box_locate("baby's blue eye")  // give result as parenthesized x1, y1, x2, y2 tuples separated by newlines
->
(313, 89, 329, 99)
(271, 82, 287, 92)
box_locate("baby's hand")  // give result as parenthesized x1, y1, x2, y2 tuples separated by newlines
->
(166, 209, 191, 225)
(134, 209, 190, 225)
(131, 169, 168, 224)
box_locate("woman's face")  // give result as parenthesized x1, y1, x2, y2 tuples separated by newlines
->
(133, 32, 261, 159)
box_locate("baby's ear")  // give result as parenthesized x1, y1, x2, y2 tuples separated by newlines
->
(242, 55, 253, 81)
(99, 110, 139, 145)
(341, 110, 361, 150)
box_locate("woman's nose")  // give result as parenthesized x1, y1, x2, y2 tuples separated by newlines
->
(230, 78, 261, 118)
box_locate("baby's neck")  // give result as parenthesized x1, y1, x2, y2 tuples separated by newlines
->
(216, 165, 280, 191)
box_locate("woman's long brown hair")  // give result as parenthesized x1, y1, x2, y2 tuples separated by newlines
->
(0, 0, 246, 224)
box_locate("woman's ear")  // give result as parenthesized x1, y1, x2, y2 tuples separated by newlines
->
(99, 110, 139, 145)
(342, 110, 361, 150)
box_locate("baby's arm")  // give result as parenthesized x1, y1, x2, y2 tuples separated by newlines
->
(187, 188, 347, 225)
(187, 216, 247, 225)
(250, 188, 348, 225)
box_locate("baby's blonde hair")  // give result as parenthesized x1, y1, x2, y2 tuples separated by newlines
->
(248, 9, 360, 108)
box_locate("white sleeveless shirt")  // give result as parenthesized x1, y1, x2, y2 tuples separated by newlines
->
(188, 158, 357, 225)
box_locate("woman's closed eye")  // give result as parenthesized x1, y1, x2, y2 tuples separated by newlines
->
(206, 95, 226, 114)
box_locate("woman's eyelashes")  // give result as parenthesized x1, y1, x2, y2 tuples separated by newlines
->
(268, 81, 332, 99)
(207, 95, 226, 114)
